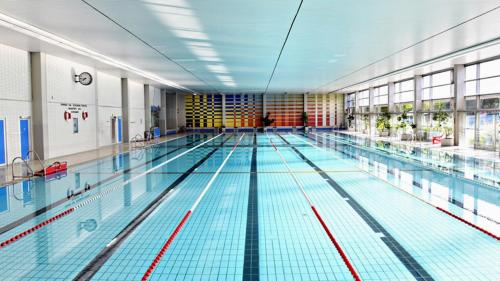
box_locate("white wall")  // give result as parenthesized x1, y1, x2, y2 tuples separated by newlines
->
(96, 71, 122, 147)
(124, 79, 145, 141)
(0, 43, 31, 164)
(45, 54, 97, 158)
(176, 93, 186, 128)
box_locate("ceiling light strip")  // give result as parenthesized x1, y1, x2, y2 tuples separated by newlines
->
(80, 0, 218, 93)
(330, 35, 500, 93)
(0, 12, 192, 91)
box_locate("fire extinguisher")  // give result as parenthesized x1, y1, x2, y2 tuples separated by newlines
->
(64, 111, 72, 121)
(82, 111, 89, 120)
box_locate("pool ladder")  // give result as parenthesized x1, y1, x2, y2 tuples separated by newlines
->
(11, 150, 44, 180)
(130, 134, 146, 150)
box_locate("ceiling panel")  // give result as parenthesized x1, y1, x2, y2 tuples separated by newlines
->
(1, 0, 500, 93)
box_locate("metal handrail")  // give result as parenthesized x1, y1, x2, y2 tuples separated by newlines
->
(11, 156, 34, 180)
(25, 150, 45, 172)
(130, 134, 146, 150)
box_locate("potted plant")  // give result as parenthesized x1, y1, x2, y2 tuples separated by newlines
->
(376, 111, 391, 137)
(262, 112, 275, 132)
(410, 123, 417, 132)
(362, 115, 369, 134)
(301, 112, 309, 133)
(441, 125, 454, 146)
(432, 102, 453, 146)
(397, 104, 413, 140)
(422, 127, 430, 141)
(347, 114, 355, 129)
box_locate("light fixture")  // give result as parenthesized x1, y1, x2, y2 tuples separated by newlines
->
(0, 12, 192, 92)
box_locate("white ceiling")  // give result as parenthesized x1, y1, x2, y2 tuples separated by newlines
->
(1, 0, 500, 94)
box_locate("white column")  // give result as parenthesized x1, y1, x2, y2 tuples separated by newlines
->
(121, 78, 130, 142)
(159, 89, 168, 134)
(388, 82, 395, 112)
(369, 87, 375, 136)
(414, 75, 423, 130)
(144, 85, 152, 130)
(30, 52, 50, 159)
(454, 64, 465, 146)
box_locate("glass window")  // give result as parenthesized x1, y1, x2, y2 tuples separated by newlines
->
(374, 85, 388, 105)
(479, 76, 500, 95)
(432, 85, 452, 99)
(357, 89, 369, 107)
(346, 93, 356, 108)
(480, 59, 500, 78)
(465, 81, 477, 96)
(480, 95, 500, 109)
(465, 98, 477, 110)
(466, 58, 500, 96)
(394, 79, 414, 103)
(465, 65, 477, 80)
(422, 70, 454, 100)
(432, 71, 452, 86)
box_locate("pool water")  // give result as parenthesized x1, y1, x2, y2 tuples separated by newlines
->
(0, 133, 498, 281)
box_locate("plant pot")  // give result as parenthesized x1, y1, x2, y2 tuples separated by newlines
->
(422, 132, 429, 141)
(304, 126, 309, 133)
(441, 138, 454, 147)
(400, 133, 412, 141)
(379, 131, 389, 137)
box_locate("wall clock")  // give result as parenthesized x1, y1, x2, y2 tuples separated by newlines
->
(75, 72, 93, 86)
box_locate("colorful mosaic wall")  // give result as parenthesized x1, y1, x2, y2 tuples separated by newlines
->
(225, 94, 263, 128)
(265, 94, 304, 127)
(307, 93, 344, 127)
(184, 93, 343, 128)
(185, 94, 223, 128)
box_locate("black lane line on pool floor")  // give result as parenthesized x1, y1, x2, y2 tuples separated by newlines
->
(277, 134, 435, 281)
(304, 133, 494, 219)
(243, 133, 259, 281)
(0, 136, 205, 235)
(73, 135, 234, 281)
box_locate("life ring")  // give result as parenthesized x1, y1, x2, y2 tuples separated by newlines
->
(64, 111, 72, 121)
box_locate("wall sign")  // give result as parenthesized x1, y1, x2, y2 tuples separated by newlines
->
(61, 103, 87, 121)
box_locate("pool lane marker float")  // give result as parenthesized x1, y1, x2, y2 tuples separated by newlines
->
(1, 135, 203, 237)
(142, 133, 245, 281)
(0, 134, 224, 250)
(435, 206, 499, 240)
(294, 132, 500, 241)
(266, 133, 362, 281)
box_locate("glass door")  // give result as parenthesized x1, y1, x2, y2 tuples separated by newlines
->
(497, 113, 500, 152)
(477, 112, 496, 150)
(463, 112, 476, 148)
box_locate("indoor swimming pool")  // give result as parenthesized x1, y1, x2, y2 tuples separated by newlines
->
(0, 133, 498, 281)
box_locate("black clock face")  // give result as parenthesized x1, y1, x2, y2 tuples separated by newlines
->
(78, 72, 93, 86)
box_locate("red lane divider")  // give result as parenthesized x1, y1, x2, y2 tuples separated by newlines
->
(142, 134, 246, 280)
(142, 211, 192, 281)
(311, 206, 362, 281)
(436, 207, 499, 240)
(0, 208, 75, 249)
(306, 133, 499, 241)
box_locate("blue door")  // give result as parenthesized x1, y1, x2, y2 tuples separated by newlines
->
(0, 186, 7, 212)
(20, 119, 29, 160)
(23, 181, 32, 205)
(0, 120, 5, 165)
(117, 117, 122, 143)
